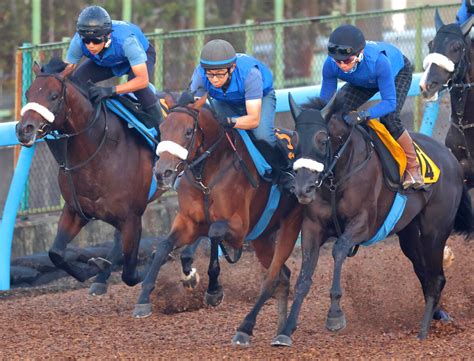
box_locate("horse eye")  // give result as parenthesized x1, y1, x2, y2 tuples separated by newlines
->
(49, 93, 59, 101)
(185, 128, 194, 138)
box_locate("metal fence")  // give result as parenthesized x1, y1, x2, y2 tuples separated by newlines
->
(12, 4, 457, 216)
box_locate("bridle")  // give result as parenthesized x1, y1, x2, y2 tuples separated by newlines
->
(20, 73, 108, 221)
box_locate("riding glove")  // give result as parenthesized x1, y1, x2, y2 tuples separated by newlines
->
(216, 114, 237, 129)
(343, 110, 370, 126)
(89, 86, 116, 103)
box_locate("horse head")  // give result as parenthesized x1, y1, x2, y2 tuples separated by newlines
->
(420, 9, 474, 100)
(154, 92, 219, 190)
(16, 57, 76, 146)
(290, 93, 347, 204)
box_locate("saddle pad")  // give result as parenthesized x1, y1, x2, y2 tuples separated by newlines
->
(106, 98, 158, 149)
(367, 119, 406, 179)
(413, 142, 441, 184)
(237, 129, 273, 180)
(275, 128, 295, 160)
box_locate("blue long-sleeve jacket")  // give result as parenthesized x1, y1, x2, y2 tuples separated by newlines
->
(320, 41, 405, 119)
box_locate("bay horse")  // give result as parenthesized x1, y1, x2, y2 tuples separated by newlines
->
(268, 94, 472, 346)
(419, 10, 474, 187)
(16, 58, 165, 295)
(133, 93, 303, 347)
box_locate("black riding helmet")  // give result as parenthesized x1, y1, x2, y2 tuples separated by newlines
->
(466, 0, 474, 14)
(76, 6, 112, 38)
(327, 24, 366, 60)
(200, 39, 237, 69)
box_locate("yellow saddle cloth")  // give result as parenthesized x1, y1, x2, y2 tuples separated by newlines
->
(367, 120, 440, 185)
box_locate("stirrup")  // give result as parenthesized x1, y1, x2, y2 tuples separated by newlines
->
(402, 170, 424, 190)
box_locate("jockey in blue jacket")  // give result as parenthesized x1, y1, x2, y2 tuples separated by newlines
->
(457, 0, 474, 24)
(64, 5, 163, 133)
(319, 24, 423, 190)
(189, 39, 294, 193)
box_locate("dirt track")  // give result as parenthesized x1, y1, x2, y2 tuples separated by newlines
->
(0, 235, 472, 359)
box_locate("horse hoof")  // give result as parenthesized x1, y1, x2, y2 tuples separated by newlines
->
(88, 257, 112, 271)
(271, 334, 292, 347)
(133, 303, 152, 318)
(231, 331, 251, 347)
(204, 287, 224, 307)
(89, 282, 108, 296)
(326, 314, 347, 331)
(180, 268, 200, 291)
(433, 309, 452, 323)
(417, 331, 428, 340)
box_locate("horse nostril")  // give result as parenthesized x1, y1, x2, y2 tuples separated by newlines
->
(24, 124, 35, 135)
(305, 184, 316, 194)
(427, 82, 438, 91)
(164, 169, 173, 178)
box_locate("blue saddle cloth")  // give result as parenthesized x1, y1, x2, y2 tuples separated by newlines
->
(361, 192, 407, 246)
(237, 130, 281, 241)
(105, 98, 157, 200)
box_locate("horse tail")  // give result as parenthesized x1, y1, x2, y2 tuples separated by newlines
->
(454, 184, 472, 239)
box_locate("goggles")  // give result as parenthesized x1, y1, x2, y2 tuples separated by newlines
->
(205, 70, 229, 80)
(81, 36, 106, 45)
(332, 56, 358, 65)
(328, 42, 355, 56)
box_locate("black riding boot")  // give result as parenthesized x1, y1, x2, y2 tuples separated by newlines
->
(274, 141, 296, 194)
(144, 102, 164, 141)
(257, 140, 295, 194)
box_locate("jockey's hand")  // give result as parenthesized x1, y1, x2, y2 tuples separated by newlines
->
(216, 114, 237, 129)
(343, 110, 370, 126)
(88, 85, 116, 103)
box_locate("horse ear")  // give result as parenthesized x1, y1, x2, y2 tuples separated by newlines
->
(193, 93, 208, 111)
(32, 62, 41, 76)
(320, 93, 337, 121)
(288, 92, 301, 121)
(460, 15, 474, 36)
(434, 8, 444, 32)
(164, 93, 176, 108)
(59, 64, 75, 79)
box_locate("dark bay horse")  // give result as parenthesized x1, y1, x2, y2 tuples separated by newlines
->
(420, 10, 474, 187)
(16, 59, 165, 295)
(268, 94, 472, 346)
(133, 93, 303, 346)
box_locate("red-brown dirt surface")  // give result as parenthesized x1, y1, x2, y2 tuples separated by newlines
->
(0, 235, 472, 359)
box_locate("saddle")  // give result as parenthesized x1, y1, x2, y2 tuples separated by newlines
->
(363, 120, 440, 191)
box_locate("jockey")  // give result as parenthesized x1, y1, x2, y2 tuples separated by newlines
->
(457, 0, 474, 24)
(319, 24, 424, 190)
(64, 5, 163, 135)
(189, 39, 295, 193)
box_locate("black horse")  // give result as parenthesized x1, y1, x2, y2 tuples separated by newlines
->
(16, 58, 166, 295)
(269, 94, 471, 346)
(420, 9, 474, 187)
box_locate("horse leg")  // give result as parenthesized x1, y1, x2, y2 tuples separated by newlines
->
(89, 229, 123, 296)
(273, 221, 325, 346)
(49, 206, 99, 282)
(326, 234, 354, 332)
(232, 206, 302, 347)
(204, 235, 223, 307)
(180, 237, 203, 290)
(120, 215, 144, 286)
(398, 220, 448, 340)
